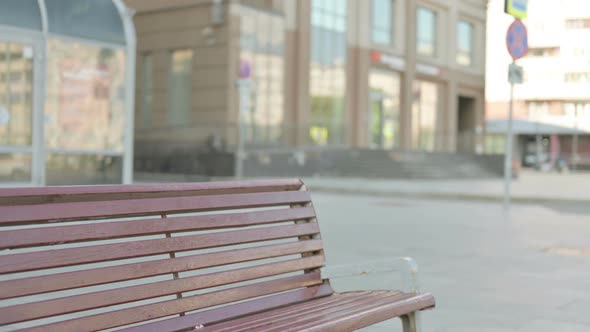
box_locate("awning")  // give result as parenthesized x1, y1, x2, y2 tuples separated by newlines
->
(486, 119, 589, 135)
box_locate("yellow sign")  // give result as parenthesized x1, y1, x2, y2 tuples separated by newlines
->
(505, 0, 528, 19)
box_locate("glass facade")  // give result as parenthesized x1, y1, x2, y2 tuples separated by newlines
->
(412, 80, 439, 151)
(310, 0, 347, 145)
(168, 49, 193, 126)
(456, 20, 474, 66)
(0, 42, 34, 147)
(372, 0, 393, 46)
(369, 69, 400, 149)
(45, 0, 126, 45)
(239, 7, 285, 144)
(417, 7, 437, 57)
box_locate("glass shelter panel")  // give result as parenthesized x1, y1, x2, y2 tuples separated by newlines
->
(45, 0, 126, 45)
(45, 39, 126, 152)
(0, 153, 31, 183)
(0, 42, 34, 146)
(0, 0, 42, 31)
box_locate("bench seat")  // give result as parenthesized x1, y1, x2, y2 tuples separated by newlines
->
(124, 289, 434, 332)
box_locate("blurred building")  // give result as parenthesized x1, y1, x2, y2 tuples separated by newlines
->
(127, 0, 491, 178)
(486, 0, 590, 169)
(0, 0, 135, 186)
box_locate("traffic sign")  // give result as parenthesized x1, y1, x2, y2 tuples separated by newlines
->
(506, 19, 528, 60)
(505, 0, 528, 19)
(508, 63, 523, 84)
(239, 59, 252, 79)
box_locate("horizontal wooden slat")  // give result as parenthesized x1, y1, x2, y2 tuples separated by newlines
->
(276, 293, 435, 332)
(0, 191, 311, 225)
(244, 292, 410, 332)
(0, 240, 324, 300)
(0, 179, 304, 205)
(22, 272, 323, 332)
(0, 256, 324, 325)
(114, 284, 334, 332)
(209, 292, 379, 332)
(308, 293, 435, 332)
(0, 223, 320, 275)
(211, 292, 382, 332)
(0, 207, 316, 250)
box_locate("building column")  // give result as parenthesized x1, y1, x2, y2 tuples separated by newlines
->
(400, 0, 417, 150)
(287, 0, 311, 147)
(446, 80, 458, 152)
(346, 0, 370, 148)
(474, 91, 485, 154)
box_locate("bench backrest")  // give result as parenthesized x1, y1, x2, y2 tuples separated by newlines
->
(0, 179, 331, 331)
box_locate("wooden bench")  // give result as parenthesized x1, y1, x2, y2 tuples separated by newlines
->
(0, 179, 435, 332)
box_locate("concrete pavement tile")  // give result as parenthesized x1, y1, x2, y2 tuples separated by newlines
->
(517, 319, 590, 332)
(540, 299, 590, 325)
(435, 328, 516, 332)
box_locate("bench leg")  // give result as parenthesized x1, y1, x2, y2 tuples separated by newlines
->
(401, 312, 417, 332)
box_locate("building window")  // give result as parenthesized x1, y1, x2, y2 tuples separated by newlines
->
(417, 7, 436, 57)
(168, 49, 193, 126)
(528, 47, 560, 57)
(528, 102, 549, 119)
(484, 135, 506, 154)
(369, 69, 401, 149)
(564, 72, 590, 83)
(569, 47, 590, 58)
(564, 103, 590, 119)
(140, 53, 153, 129)
(239, 7, 285, 144)
(412, 80, 439, 151)
(565, 18, 590, 29)
(456, 20, 473, 66)
(310, 0, 347, 145)
(372, 0, 394, 46)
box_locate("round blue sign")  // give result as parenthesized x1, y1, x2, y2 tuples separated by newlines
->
(239, 59, 252, 79)
(506, 19, 528, 60)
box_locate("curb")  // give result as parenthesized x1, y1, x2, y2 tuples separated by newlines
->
(307, 185, 590, 206)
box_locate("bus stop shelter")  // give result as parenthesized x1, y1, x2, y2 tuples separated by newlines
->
(0, 0, 135, 186)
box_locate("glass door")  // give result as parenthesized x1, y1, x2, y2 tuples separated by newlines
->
(369, 90, 385, 149)
(0, 35, 43, 185)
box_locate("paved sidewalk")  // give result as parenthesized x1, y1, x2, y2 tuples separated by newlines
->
(312, 193, 590, 332)
(302, 170, 590, 204)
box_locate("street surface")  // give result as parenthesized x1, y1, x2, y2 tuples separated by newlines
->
(303, 170, 590, 203)
(312, 192, 590, 332)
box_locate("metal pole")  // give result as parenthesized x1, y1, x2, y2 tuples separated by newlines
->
(573, 107, 579, 173)
(235, 86, 244, 179)
(113, 0, 137, 184)
(234, 80, 250, 179)
(503, 62, 515, 211)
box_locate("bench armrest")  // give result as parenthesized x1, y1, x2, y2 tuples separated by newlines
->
(322, 257, 420, 293)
